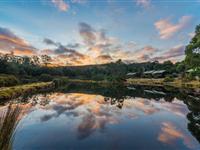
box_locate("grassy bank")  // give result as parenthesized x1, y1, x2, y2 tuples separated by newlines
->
(0, 82, 54, 101)
(0, 75, 19, 87)
(68, 79, 105, 84)
(126, 78, 200, 89)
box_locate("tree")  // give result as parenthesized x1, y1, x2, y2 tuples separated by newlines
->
(185, 24, 200, 68)
(41, 55, 51, 66)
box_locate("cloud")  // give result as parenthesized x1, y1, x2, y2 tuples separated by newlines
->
(41, 22, 189, 65)
(71, 0, 87, 4)
(78, 22, 120, 59)
(96, 54, 113, 63)
(132, 46, 158, 62)
(136, 0, 151, 8)
(155, 16, 192, 39)
(158, 122, 194, 149)
(152, 45, 185, 62)
(43, 38, 79, 55)
(79, 22, 96, 45)
(66, 43, 81, 49)
(79, 22, 116, 50)
(43, 38, 57, 45)
(43, 38, 89, 65)
(0, 23, 186, 66)
(78, 22, 164, 63)
(78, 22, 161, 63)
(0, 27, 37, 56)
(51, 0, 69, 12)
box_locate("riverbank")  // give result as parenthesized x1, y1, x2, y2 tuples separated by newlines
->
(1, 78, 199, 102)
(0, 78, 102, 102)
(126, 78, 200, 89)
(0, 82, 54, 101)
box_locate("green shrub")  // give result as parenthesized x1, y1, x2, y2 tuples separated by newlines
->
(105, 75, 125, 83)
(164, 76, 175, 82)
(20, 75, 38, 84)
(0, 75, 19, 87)
(38, 74, 53, 82)
(185, 69, 200, 81)
(53, 77, 68, 88)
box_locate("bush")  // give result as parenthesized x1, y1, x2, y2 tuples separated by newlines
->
(164, 76, 175, 82)
(38, 74, 53, 82)
(185, 68, 200, 81)
(0, 75, 19, 87)
(105, 75, 125, 83)
(53, 77, 68, 88)
(20, 75, 38, 84)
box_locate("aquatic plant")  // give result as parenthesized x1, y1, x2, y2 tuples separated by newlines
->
(0, 105, 21, 150)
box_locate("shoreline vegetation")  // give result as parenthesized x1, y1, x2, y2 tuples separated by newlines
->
(0, 82, 53, 101)
(0, 77, 199, 101)
(126, 78, 200, 89)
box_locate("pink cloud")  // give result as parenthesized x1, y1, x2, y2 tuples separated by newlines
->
(155, 16, 192, 39)
(152, 45, 185, 62)
(51, 0, 69, 12)
(158, 122, 195, 149)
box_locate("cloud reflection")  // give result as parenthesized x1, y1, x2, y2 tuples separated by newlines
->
(158, 122, 196, 149)
(38, 93, 119, 139)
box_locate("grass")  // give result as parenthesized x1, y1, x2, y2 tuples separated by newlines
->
(126, 78, 200, 89)
(0, 105, 21, 150)
(68, 79, 123, 84)
(68, 79, 102, 83)
(0, 75, 19, 87)
(0, 82, 54, 101)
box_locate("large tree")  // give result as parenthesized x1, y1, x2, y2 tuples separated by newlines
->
(185, 24, 200, 68)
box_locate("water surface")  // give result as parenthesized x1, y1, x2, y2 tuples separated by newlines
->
(0, 84, 200, 150)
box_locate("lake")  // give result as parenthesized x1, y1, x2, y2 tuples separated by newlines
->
(0, 83, 200, 150)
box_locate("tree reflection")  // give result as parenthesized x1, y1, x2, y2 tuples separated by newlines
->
(0, 105, 21, 150)
(187, 112, 200, 143)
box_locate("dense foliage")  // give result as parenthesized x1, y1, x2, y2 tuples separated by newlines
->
(0, 75, 19, 87)
(185, 24, 200, 68)
(0, 53, 183, 82)
(53, 77, 69, 88)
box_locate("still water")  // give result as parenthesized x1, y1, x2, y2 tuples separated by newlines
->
(0, 83, 200, 150)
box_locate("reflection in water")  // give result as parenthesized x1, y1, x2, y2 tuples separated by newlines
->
(187, 112, 200, 143)
(39, 93, 119, 139)
(0, 105, 21, 150)
(158, 122, 195, 149)
(0, 83, 200, 150)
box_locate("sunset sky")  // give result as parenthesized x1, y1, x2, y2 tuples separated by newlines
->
(0, 0, 200, 66)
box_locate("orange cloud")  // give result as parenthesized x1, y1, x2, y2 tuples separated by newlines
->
(0, 27, 37, 56)
(12, 49, 36, 56)
(0, 35, 28, 47)
(96, 54, 113, 63)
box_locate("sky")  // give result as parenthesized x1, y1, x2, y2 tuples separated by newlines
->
(0, 0, 200, 66)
